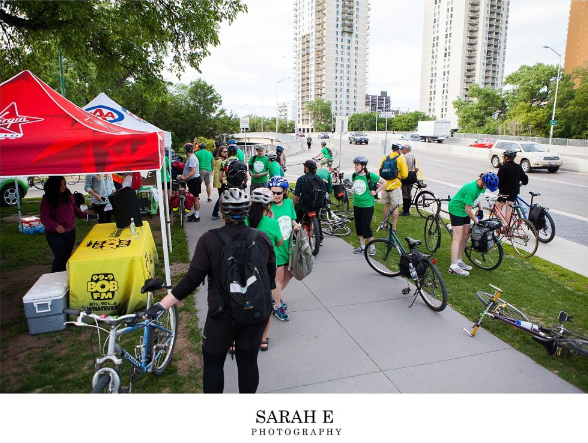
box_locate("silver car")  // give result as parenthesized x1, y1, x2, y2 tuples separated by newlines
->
(489, 140, 563, 173)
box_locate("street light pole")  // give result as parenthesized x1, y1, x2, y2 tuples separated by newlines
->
(276, 77, 290, 135)
(261, 93, 272, 139)
(543, 45, 562, 145)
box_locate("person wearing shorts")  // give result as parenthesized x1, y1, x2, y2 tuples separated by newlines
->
(447, 172, 499, 276)
(178, 143, 201, 222)
(195, 141, 215, 202)
(378, 144, 408, 232)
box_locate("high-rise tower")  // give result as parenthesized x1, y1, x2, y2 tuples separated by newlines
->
(565, 0, 588, 76)
(419, 0, 510, 128)
(294, 0, 370, 133)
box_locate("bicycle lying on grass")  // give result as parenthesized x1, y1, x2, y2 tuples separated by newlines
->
(64, 278, 178, 393)
(364, 204, 447, 312)
(463, 284, 588, 358)
(319, 203, 351, 237)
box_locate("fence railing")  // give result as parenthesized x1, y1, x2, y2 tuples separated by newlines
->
(453, 132, 588, 148)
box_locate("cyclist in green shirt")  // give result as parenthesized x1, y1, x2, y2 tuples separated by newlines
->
(267, 151, 284, 178)
(314, 141, 333, 167)
(194, 142, 215, 201)
(248, 145, 270, 193)
(351, 156, 386, 255)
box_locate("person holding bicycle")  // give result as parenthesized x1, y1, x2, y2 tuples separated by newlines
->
(314, 141, 333, 167)
(292, 159, 327, 245)
(177, 143, 201, 222)
(377, 144, 408, 232)
(447, 172, 499, 276)
(497, 149, 528, 223)
(351, 156, 386, 255)
(146, 188, 276, 393)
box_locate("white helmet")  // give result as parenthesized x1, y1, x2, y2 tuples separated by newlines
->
(266, 150, 277, 160)
(220, 188, 251, 221)
(250, 188, 274, 205)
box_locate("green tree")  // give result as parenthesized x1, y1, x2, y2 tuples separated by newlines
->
(306, 99, 332, 132)
(348, 112, 377, 131)
(453, 83, 506, 133)
(0, 0, 247, 92)
(391, 111, 433, 132)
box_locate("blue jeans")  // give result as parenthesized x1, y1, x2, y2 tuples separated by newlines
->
(46, 229, 76, 272)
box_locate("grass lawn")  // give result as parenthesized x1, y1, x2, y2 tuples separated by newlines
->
(340, 200, 588, 391)
(0, 198, 203, 393)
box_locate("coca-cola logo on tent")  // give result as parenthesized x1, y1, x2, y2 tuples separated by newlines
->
(85, 105, 124, 123)
(0, 102, 44, 140)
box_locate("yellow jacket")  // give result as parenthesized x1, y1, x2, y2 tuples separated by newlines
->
(378, 152, 408, 191)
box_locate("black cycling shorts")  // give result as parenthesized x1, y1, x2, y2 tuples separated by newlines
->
(202, 310, 268, 356)
(187, 176, 201, 197)
(497, 194, 516, 203)
(354, 205, 374, 238)
(449, 213, 471, 227)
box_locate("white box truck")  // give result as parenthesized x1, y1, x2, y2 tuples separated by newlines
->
(417, 121, 451, 143)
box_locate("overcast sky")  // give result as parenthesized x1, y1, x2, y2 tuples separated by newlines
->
(164, 0, 571, 117)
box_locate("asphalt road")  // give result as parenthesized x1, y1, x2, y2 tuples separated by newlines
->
(287, 134, 588, 247)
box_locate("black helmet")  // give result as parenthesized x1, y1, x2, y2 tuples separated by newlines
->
(184, 143, 194, 153)
(391, 143, 401, 151)
(275, 145, 284, 152)
(227, 144, 238, 154)
(198, 142, 206, 150)
(225, 159, 247, 187)
(220, 188, 250, 222)
(503, 150, 517, 160)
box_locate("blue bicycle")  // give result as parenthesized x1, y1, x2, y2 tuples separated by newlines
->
(64, 279, 177, 393)
(515, 191, 555, 243)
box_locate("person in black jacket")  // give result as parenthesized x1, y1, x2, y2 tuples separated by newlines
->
(497, 150, 528, 222)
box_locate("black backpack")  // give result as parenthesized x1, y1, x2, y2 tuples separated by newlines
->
(302, 174, 327, 210)
(210, 228, 272, 324)
(528, 204, 547, 231)
(379, 155, 399, 180)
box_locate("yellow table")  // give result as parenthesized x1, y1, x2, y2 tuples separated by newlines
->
(68, 222, 158, 315)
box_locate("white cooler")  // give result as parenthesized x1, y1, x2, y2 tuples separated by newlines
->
(23, 271, 69, 335)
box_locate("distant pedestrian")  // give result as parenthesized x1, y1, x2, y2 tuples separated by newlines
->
(306, 136, 312, 150)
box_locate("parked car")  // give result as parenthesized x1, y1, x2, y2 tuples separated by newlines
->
(318, 133, 330, 139)
(470, 138, 495, 149)
(399, 134, 409, 141)
(488, 140, 563, 173)
(0, 177, 29, 206)
(349, 132, 369, 144)
(409, 134, 420, 141)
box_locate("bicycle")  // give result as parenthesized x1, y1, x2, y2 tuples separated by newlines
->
(364, 204, 447, 312)
(28, 176, 46, 190)
(64, 278, 178, 393)
(463, 284, 588, 358)
(409, 180, 438, 219)
(65, 175, 82, 186)
(515, 191, 555, 243)
(422, 195, 452, 253)
(319, 203, 351, 237)
(484, 194, 539, 258)
(171, 179, 188, 227)
(329, 167, 352, 218)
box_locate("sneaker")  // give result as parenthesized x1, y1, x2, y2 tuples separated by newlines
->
(448, 264, 469, 276)
(457, 260, 473, 271)
(353, 247, 365, 254)
(280, 299, 288, 311)
(207, 198, 212, 202)
(212, 214, 220, 220)
(368, 246, 376, 256)
(188, 216, 200, 222)
(399, 212, 410, 217)
(187, 214, 196, 221)
(273, 306, 289, 321)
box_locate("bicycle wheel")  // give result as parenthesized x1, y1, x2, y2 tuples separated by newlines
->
(66, 175, 82, 185)
(308, 217, 320, 256)
(150, 305, 179, 375)
(179, 197, 185, 228)
(333, 195, 351, 218)
(567, 338, 588, 357)
(424, 215, 441, 253)
(364, 238, 401, 277)
(92, 374, 118, 393)
(476, 291, 494, 307)
(536, 211, 555, 244)
(414, 191, 438, 218)
(323, 221, 351, 237)
(465, 234, 504, 271)
(32, 176, 46, 190)
(508, 218, 538, 258)
(417, 262, 447, 312)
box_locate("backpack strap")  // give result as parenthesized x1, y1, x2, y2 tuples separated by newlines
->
(210, 228, 232, 246)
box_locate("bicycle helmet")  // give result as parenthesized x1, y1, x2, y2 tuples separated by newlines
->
(502, 149, 517, 160)
(268, 176, 289, 189)
(353, 155, 369, 165)
(251, 188, 274, 205)
(482, 172, 499, 192)
(220, 188, 250, 221)
(321, 141, 327, 147)
(255, 144, 265, 152)
(198, 142, 206, 150)
(225, 159, 247, 187)
(275, 145, 284, 152)
(183, 143, 194, 152)
(228, 139, 237, 145)
(266, 150, 277, 161)
(227, 144, 238, 155)
(391, 143, 401, 151)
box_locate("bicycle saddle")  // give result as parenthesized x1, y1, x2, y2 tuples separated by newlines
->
(529, 192, 540, 197)
(405, 237, 422, 249)
(141, 278, 165, 294)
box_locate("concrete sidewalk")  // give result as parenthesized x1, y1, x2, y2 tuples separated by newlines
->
(183, 195, 581, 393)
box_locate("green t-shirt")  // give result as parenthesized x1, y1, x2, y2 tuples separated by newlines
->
(448, 179, 485, 217)
(195, 149, 214, 171)
(271, 198, 296, 266)
(246, 215, 282, 264)
(321, 147, 332, 160)
(248, 155, 270, 183)
(160, 155, 170, 183)
(237, 149, 245, 162)
(315, 168, 333, 194)
(352, 172, 380, 208)
(268, 161, 284, 178)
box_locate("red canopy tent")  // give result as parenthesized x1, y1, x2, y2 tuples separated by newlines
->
(0, 71, 171, 285)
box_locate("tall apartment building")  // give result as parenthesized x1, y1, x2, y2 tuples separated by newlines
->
(278, 101, 296, 121)
(294, 0, 370, 133)
(419, 0, 510, 128)
(365, 91, 391, 113)
(564, 0, 588, 75)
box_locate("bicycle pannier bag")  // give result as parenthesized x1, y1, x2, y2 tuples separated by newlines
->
(471, 224, 493, 253)
(288, 228, 314, 280)
(379, 155, 399, 180)
(399, 252, 427, 279)
(332, 184, 345, 201)
(528, 204, 547, 231)
(185, 192, 195, 211)
(303, 174, 327, 210)
(211, 228, 273, 324)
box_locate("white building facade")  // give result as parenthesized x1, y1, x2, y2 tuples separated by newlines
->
(419, 0, 510, 129)
(294, 0, 370, 133)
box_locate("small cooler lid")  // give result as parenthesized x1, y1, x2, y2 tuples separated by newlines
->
(23, 271, 69, 303)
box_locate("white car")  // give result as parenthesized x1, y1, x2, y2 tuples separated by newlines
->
(489, 140, 563, 173)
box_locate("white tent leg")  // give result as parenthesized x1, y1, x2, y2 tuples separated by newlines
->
(156, 169, 172, 287)
(162, 170, 172, 253)
(14, 177, 22, 229)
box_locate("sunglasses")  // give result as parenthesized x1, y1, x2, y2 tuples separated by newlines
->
(272, 191, 284, 195)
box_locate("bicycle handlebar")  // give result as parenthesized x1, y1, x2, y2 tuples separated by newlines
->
(63, 308, 145, 324)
